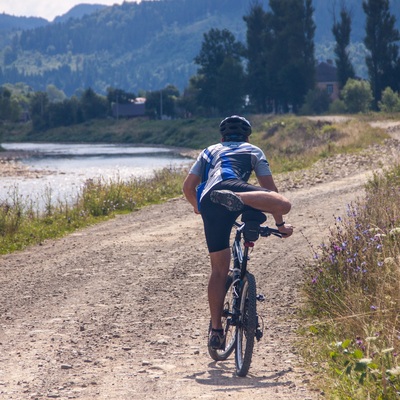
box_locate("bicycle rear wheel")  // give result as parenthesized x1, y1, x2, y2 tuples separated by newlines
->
(235, 272, 257, 377)
(208, 273, 236, 361)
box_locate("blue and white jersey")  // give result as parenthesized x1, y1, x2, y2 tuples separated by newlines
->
(189, 141, 272, 204)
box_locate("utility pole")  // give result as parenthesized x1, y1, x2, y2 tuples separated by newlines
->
(160, 90, 163, 119)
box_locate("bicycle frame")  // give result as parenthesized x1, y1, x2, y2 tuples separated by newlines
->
(207, 209, 283, 376)
(230, 215, 282, 326)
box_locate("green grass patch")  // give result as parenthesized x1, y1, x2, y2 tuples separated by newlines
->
(301, 165, 400, 399)
(0, 167, 186, 254)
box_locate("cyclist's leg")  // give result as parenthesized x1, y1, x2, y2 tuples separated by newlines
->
(200, 193, 239, 332)
(237, 190, 291, 215)
(208, 248, 230, 330)
(211, 179, 291, 216)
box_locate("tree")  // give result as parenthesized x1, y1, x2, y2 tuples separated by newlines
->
(299, 87, 331, 115)
(145, 85, 180, 119)
(215, 56, 246, 115)
(341, 78, 373, 113)
(0, 87, 21, 122)
(268, 0, 316, 113)
(363, 0, 400, 108)
(46, 84, 67, 103)
(106, 87, 136, 105)
(332, 5, 355, 89)
(243, 2, 273, 113)
(193, 28, 245, 115)
(80, 88, 108, 120)
(30, 92, 50, 130)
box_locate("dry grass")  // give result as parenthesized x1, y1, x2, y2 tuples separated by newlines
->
(251, 116, 389, 173)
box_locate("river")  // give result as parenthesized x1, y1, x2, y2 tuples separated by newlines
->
(0, 143, 194, 206)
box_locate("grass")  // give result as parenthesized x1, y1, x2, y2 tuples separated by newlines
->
(302, 165, 400, 399)
(0, 167, 186, 254)
(251, 115, 389, 173)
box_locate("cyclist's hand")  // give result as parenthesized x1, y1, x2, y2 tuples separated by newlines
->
(193, 206, 200, 214)
(278, 224, 294, 238)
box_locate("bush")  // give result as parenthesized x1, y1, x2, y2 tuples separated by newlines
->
(299, 88, 331, 115)
(379, 87, 400, 112)
(341, 79, 373, 113)
(329, 99, 347, 114)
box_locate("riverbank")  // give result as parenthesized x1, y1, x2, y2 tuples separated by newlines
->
(0, 150, 49, 178)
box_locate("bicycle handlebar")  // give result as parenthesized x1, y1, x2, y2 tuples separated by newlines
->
(234, 221, 285, 238)
(259, 226, 285, 238)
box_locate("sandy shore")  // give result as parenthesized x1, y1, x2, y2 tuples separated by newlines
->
(0, 150, 47, 178)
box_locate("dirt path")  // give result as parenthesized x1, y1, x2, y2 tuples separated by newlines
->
(0, 122, 399, 400)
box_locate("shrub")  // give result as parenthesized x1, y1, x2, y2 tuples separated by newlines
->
(299, 88, 332, 115)
(329, 99, 347, 114)
(379, 87, 400, 113)
(341, 79, 373, 113)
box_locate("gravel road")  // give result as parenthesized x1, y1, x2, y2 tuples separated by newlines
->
(0, 120, 399, 399)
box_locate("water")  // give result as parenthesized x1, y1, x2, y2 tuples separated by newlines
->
(0, 143, 194, 206)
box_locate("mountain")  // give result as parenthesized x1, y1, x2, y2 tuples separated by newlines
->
(0, 0, 399, 97)
(53, 4, 108, 24)
(0, 14, 48, 32)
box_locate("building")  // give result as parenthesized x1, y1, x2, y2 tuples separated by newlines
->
(316, 60, 339, 101)
(111, 99, 146, 119)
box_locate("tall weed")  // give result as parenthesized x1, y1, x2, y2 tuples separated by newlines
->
(0, 167, 186, 254)
(303, 165, 400, 399)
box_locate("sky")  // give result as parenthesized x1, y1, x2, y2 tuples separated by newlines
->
(1, 1, 141, 22)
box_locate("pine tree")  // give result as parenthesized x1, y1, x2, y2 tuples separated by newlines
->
(243, 2, 273, 113)
(363, 0, 400, 108)
(332, 6, 355, 89)
(268, 0, 316, 112)
(193, 28, 245, 115)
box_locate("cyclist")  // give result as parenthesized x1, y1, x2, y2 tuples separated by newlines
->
(182, 115, 294, 350)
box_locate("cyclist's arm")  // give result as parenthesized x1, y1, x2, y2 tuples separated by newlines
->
(257, 174, 293, 237)
(183, 173, 201, 214)
(257, 174, 278, 192)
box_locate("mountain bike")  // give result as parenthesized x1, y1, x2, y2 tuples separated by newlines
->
(208, 209, 283, 377)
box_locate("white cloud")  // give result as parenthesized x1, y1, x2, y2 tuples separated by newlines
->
(0, 1, 134, 21)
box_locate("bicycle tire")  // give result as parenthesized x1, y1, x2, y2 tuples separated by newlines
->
(208, 274, 236, 361)
(235, 272, 257, 377)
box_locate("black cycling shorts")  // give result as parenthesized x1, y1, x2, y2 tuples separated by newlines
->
(200, 179, 270, 253)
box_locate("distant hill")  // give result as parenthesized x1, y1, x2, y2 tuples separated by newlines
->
(0, 14, 48, 32)
(0, 0, 399, 96)
(53, 4, 108, 24)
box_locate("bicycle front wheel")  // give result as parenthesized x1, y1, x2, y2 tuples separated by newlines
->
(235, 272, 257, 377)
(208, 273, 236, 361)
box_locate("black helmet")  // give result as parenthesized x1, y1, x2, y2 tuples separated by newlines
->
(219, 115, 252, 138)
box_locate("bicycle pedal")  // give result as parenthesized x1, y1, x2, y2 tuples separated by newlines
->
(256, 326, 263, 341)
(256, 294, 266, 302)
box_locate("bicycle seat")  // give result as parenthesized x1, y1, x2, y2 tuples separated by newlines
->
(241, 210, 267, 224)
(241, 210, 266, 241)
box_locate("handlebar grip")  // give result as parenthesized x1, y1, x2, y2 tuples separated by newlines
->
(259, 226, 285, 238)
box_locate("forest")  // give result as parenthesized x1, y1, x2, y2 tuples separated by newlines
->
(1, 0, 400, 132)
(0, 0, 399, 96)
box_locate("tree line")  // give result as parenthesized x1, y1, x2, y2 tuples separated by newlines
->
(1, 0, 400, 132)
